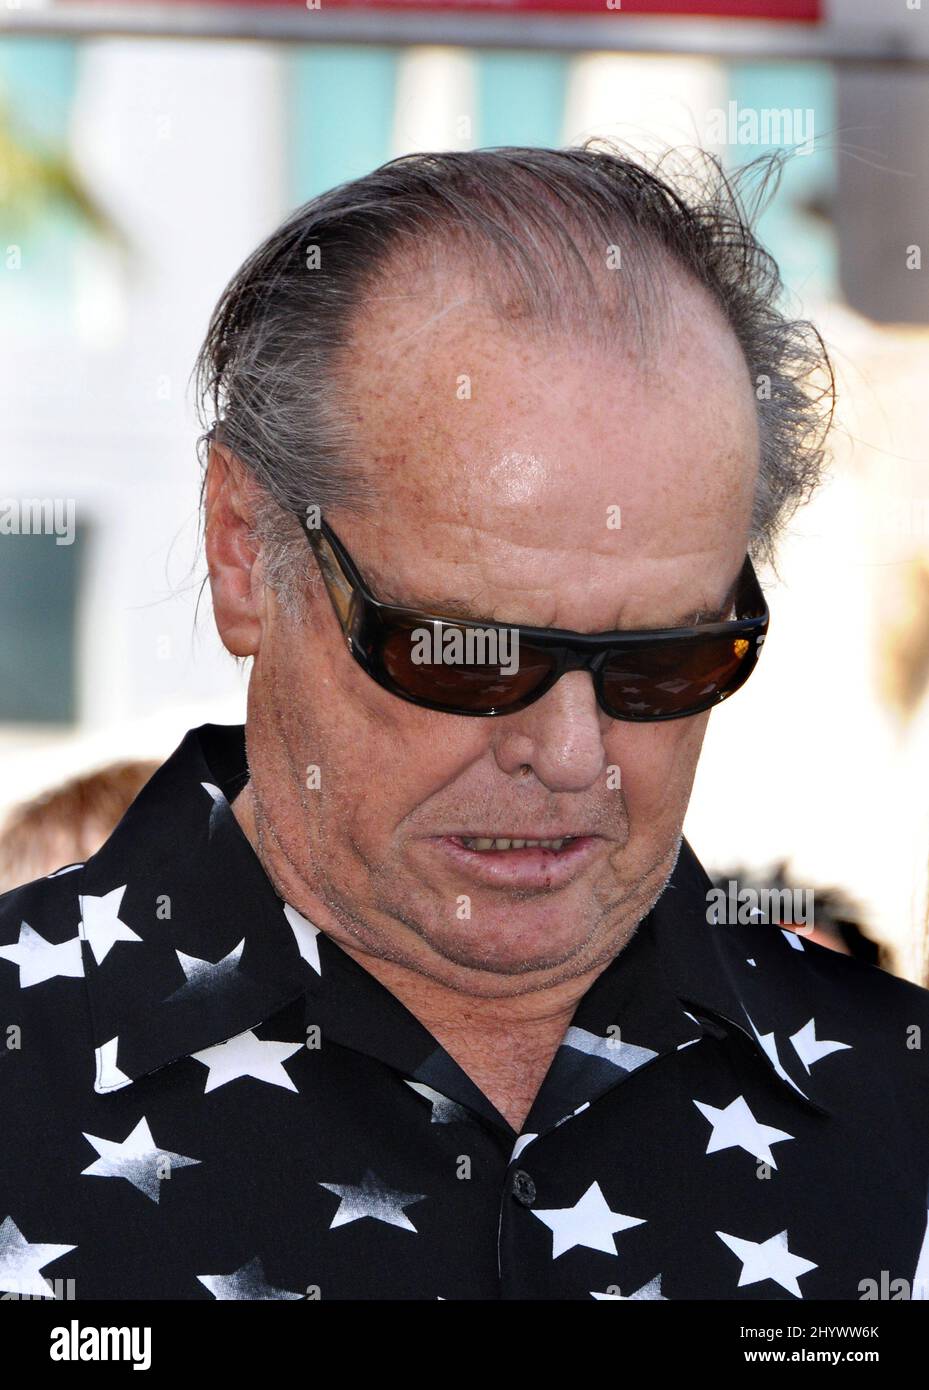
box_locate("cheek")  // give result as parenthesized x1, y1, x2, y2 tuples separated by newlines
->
(608, 716, 709, 823)
(274, 628, 488, 848)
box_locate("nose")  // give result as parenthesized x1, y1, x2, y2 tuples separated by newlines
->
(492, 669, 611, 792)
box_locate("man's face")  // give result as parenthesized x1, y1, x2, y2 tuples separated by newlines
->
(220, 265, 759, 997)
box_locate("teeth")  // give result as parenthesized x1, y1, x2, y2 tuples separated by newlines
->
(460, 836, 571, 852)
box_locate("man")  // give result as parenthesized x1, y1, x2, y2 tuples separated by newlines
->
(2, 146, 928, 1302)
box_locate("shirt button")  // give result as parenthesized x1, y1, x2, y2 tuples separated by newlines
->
(511, 1168, 537, 1206)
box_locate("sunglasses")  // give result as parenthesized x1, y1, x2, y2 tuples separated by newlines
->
(297, 513, 768, 722)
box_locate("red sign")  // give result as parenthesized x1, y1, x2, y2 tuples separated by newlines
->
(148, 0, 821, 17)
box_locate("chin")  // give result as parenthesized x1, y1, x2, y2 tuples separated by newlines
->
(416, 910, 600, 982)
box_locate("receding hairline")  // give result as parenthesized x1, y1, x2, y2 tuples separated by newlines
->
(332, 206, 687, 372)
(193, 142, 835, 622)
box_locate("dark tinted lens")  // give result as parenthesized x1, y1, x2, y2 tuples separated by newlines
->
(600, 634, 754, 720)
(381, 619, 556, 712)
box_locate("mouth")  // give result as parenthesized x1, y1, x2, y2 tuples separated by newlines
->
(457, 835, 576, 853)
(428, 833, 602, 890)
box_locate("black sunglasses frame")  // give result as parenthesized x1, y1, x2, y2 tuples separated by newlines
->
(297, 512, 769, 722)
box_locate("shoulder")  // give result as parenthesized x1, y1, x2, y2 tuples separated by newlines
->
(0, 864, 88, 1033)
(715, 916, 929, 1129)
(733, 916, 929, 1025)
(0, 862, 87, 944)
(691, 844, 929, 1037)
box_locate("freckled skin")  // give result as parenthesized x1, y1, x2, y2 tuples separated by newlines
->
(207, 260, 760, 1127)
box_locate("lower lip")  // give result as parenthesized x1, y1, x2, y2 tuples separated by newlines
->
(428, 835, 602, 889)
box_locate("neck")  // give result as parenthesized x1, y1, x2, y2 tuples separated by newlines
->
(341, 943, 592, 1131)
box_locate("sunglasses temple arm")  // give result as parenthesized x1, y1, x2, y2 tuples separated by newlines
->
(301, 520, 357, 637)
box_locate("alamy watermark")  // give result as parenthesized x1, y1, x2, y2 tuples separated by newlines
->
(410, 620, 520, 676)
(49, 1319, 151, 1370)
(704, 102, 816, 157)
(707, 881, 815, 929)
(2, 1277, 76, 1300)
(858, 1270, 929, 1300)
(0, 497, 76, 546)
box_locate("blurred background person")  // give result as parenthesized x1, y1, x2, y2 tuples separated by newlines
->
(710, 861, 888, 969)
(0, 758, 159, 891)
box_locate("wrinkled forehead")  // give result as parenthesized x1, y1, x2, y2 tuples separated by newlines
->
(333, 259, 759, 566)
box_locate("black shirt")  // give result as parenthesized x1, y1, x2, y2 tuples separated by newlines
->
(2, 723, 928, 1301)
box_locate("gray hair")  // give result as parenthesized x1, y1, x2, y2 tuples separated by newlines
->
(194, 141, 835, 615)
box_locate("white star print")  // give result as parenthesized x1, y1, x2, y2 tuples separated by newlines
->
(405, 1080, 471, 1123)
(591, 1274, 666, 1300)
(790, 1018, 852, 1074)
(554, 1101, 591, 1129)
(563, 1025, 658, 1072)
(167, 939, 244, 1002)
(94, 1036, 130, 1091)
(283, 902, 322, 975)
(911, 1208, 929, 1300)
(0, 922, 83, 987)
(79, 886, 141, 965)
(744, 1010, 810, 1099)
(191, 1029, 303, 1093)
(46, 862, 83, 877)
(693, 1095, 794, 1167)
(782, 928, 805, 951)
(717, 1228, 817, 1297)
(511, 1133, 538, 1162)
(81, 1116, 200, 1203)
(533, 1181, 646, 1259)
(320, 1170, 427, 1232)
(0, 1216, 75, 1298)
(197, 1255, 305, 1300)
(201, 781, 229, 837)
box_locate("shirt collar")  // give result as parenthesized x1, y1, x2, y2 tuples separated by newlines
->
(79, 724, 309, 1094)
(79, 724, 829, 1122)
(648, 838, 832, 1117)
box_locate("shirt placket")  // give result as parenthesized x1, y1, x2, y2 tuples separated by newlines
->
(496, 920, 710, 1296)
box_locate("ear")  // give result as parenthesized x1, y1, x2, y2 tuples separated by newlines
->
(205, 445, 265, 658)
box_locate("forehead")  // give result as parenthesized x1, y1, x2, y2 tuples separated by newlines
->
(330, 262, 759, 626)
